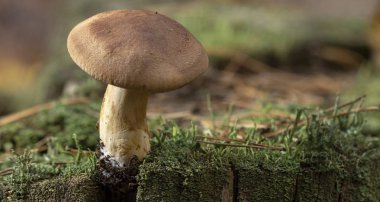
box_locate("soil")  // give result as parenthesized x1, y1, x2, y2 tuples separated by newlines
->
(97, 140, 140, 200)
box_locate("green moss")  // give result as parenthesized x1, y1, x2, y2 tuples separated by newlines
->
(136, 109, 380, 201)
(28, 174, 100, 201)
(1, 143, 97, 200)
(0, 182, 5, 201)
(292, 109, 380, 201)
(1, 99, 379, 201)
(338, 154, 380, 202)
(0, 102, 100, 153)
(231, 151, 298, 201)
(295, 169, 339, 202)
(137, 134, 379, 202)
(2, 150, 60, 200)
(137, 137, 233, 202)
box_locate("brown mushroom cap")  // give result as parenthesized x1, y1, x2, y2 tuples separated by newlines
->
(67, 9, 208, 93)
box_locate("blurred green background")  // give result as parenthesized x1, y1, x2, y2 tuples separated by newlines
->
(0, 0, 379, 115)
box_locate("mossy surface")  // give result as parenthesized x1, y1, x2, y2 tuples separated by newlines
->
(294, 169, 338, 202)
(233, 152, 298, 202)
(0, 101, 379, 201)
(28, 173, 100, 201)
(0, 149, 97, 201)
(338, 154, 380, 202)
(0, 101, 100, 155)
(137, 139, 233, 202)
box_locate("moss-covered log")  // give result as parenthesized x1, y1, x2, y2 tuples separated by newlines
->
(8, 151, 376, 202)
(136, 141, 234, 202)
(338, 155, 380, 202)
(137, 160, 233, 202)
(293, 169, 339, 201)
(236, 166, 297, 201)
(1, 102, 379, 201)
(28, 174, 101, 201)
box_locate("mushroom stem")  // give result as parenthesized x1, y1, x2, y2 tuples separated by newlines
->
(99, 84, 150, 167)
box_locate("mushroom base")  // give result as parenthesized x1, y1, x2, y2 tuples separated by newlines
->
(99, 129, 150, 167)
(97, 139, 141, 198)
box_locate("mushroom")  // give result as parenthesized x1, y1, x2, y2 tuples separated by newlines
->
(67, 10, 208, 168)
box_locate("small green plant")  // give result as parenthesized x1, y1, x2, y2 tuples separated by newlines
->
(4, 150, 59, 199)
(0, 133, 98, 200)
(0, 102, 99, 154)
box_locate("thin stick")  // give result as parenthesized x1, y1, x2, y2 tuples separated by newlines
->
(0, 168, 13, 176)
(334, 105, 380, 116)
(65, 148, 92, 155)
(0, 162, 70, 177)
(324, 95, 366, 113)
(197, 135, 272, 147)
(197, 140, 285, 151)
(0, 97, 90, 126)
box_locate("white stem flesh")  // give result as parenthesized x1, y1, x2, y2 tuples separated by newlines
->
(99, 84, 150, 167)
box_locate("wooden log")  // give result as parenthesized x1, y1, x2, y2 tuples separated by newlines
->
(136, 158, 234, 202)
(28, 174, 101, 201)
(2, 148, 379, 202)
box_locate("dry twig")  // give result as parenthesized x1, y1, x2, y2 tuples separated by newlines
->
(0, 168, 13, 176)
(197, 140, 285, 151)
(197, 135, 285, 151)
(0, 97, 90, 126)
